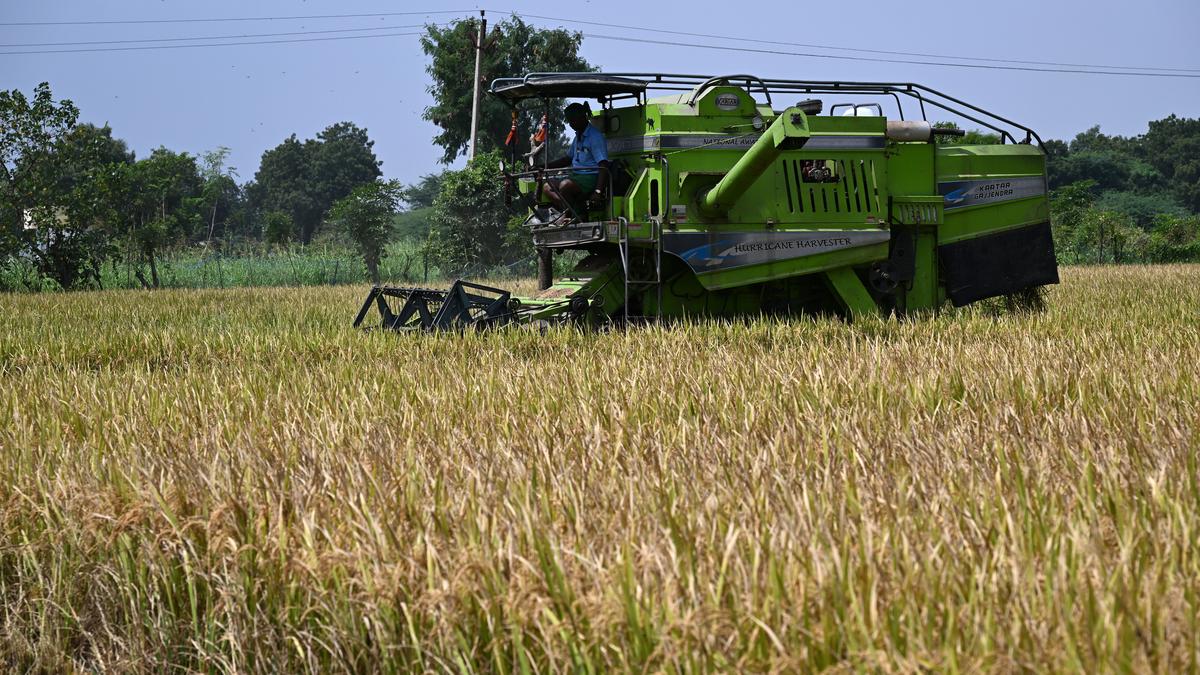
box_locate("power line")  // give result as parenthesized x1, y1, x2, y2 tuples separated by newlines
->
(0, 24, 429, 49)
(0, 31, 424, 56)
(577, 31, 1200, 79)
(0, 9, 473, 27)
(3, 5, 1196, 79)
(510, 11, 1200, 75)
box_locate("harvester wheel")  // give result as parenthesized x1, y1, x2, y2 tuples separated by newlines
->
(569, 296, 590, 318)
(868, 263, 899, 294)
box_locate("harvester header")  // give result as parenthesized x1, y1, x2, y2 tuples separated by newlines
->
(356, 73, 1058, 331)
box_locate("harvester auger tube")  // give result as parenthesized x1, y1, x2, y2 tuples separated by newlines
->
(698, 107, 811, 217)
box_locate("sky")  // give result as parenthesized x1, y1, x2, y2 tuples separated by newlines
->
(3, 0, 1198, 186)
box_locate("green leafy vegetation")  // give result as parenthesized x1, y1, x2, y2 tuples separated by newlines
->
(428, 150, 529, 274)
(248, 122, 382, 244)
(420, 16, 593, 163)
(328, 180, 405, 284)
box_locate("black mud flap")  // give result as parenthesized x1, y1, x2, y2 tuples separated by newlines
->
(939, 221, 1059, 307)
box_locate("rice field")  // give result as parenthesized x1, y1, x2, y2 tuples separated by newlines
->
(1, 265, 1198, 673)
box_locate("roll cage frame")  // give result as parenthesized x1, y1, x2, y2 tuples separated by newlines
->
(488, 72, 1043, 147)
(489, 72, 1043, 225)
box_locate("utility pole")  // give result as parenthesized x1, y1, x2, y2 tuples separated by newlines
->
(467, 10, 487, 161)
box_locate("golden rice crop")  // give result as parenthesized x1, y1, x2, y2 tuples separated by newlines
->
(2, 265, 1198, 673)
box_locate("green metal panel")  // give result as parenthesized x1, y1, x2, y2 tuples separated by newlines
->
(936, 144, 1050, 244)
(693, 240, 889, 291)
(519, 83, 1054, 321)
(905, 226, 939, 312)
(823, 267, 878, 320)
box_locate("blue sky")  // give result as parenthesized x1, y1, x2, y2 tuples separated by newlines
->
(3, 0, 1198, 185)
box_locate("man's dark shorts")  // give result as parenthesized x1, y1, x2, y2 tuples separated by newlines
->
(568, 172, 598, 193)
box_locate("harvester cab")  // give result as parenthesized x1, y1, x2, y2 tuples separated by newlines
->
(355, 73, 1059, 331)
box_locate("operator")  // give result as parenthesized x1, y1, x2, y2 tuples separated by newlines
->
(543, 102, 609, 219)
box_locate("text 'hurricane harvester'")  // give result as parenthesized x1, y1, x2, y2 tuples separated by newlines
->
(355, 73, 1059, 330)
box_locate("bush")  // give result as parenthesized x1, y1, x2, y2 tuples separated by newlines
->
(1146, 213, 1200, 262)
(427, 151, 525, 276)
(328, 180, 403, 285)
(263, 211, 293, 246)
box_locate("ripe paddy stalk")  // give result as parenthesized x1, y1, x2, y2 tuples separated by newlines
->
(0, 265, 1198, 672)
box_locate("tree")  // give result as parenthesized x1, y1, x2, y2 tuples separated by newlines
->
(0, 83, 84, 286)
(328, 180, 403, 284)
(1069, 125, 1137, 156)
(199, 146, 242, 242)
(249, 135, 317, 243)
(250, 123, 381, 244)
(1094, 190, 1187, 228)
(1, 87, 141, 290)
(428, 151, 524, 273)
(1141, 115, 1200, 212)
(43, 124, 135, 287)
(421, 16, 593, 163)
(932, 121, 1001, 146)
(262, 210, 293, 246)
(0, 83, 80, 192)
(117, 148, 204, 287)
(1146, 213, 1200, 262)
(401, 172, 445, 209)
(313, 122, 382, 212)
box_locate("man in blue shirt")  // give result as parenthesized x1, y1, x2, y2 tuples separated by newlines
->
(543, 102, 609, 219)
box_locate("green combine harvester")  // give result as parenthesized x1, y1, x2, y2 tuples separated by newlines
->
(355, 73, 1058, 330)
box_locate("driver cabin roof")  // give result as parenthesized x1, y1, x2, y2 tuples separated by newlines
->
(489, 74, 647, 102)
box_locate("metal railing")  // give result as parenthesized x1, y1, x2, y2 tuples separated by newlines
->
(490, 72, 1043, 147)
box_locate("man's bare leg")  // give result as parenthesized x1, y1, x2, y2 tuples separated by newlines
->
(541, 180, 567, 211)
(542, 179, 582, 221)
(556, 179, 583, 219)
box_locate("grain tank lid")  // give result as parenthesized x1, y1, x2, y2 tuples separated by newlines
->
(489, 74, 647, 101)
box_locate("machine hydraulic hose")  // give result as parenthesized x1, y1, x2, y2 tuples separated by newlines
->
(698, 106, 811, 217)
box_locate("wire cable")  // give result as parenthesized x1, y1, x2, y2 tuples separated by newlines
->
(509, 10, 1200, 75)
(4, 6, 1196, 78)
(576, 31, 1200, 79)
(0, 10, 475, 27)
(0, 24, 429, 49)
(0, 31, 424, 56)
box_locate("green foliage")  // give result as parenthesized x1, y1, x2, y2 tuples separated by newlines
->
(401, 172, 445, 209)
(428, 151, 525, 273)
(262, 210, 293, 246)
(6, 74, 1200, 293)
(393, 206, 434, 241)
(1050, 150, 1133, 192)
(1094, 190, 1187, 228)
(390, 173, 445, 246)
(1145, 213, 1200, 262)
(932, 121, 1001, 146)
(0, 82, 92, 287)
(1043, 118, 1200, 262)
(1141, 115, 1200, 212)
(198, 146, 244, 241)
(1052, 181, 1200, 264)
(421, 16, 592, 163)
(116, 148, 206, 287)
(328, 180, 404, 284)
(0, 82, 80, 183)
(249, 122, 381, 243)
